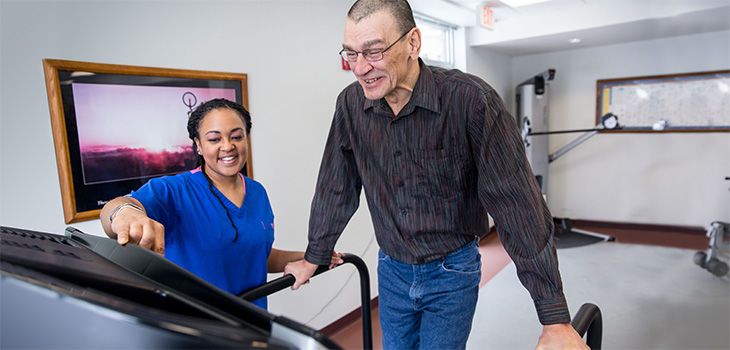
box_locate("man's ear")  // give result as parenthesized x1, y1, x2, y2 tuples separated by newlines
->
(408, 27, 422, 60)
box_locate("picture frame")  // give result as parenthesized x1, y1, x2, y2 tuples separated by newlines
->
(596, 70, 730, 132)
(43, 59, 251, 224)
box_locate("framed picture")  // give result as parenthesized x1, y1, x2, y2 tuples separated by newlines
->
(43, 59, 250, 224)
(596, 70, 730, 132)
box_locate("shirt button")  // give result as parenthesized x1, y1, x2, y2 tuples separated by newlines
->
(400, 209, 408, 215)
(394, 150, 402, 157)
(398, 181, 405, 187)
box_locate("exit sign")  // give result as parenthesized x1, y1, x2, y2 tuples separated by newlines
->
(480, 6, 495, 30)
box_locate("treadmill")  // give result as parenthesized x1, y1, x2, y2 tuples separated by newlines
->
(0, 225, 348, 349)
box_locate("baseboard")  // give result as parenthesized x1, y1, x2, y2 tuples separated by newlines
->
(320, 296, 379, 336)
(568, 218, 706, 236)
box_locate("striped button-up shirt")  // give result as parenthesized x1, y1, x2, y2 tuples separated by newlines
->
(306, 59, 569, 324)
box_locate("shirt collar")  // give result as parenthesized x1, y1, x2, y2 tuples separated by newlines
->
(363, 58, 441, 116)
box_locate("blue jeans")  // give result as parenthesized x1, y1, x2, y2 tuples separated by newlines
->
(378, 241, 481, 350)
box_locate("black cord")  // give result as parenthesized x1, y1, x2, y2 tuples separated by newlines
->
(201, 167, 239, 242)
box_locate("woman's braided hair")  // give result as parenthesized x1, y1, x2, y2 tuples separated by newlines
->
(187, 98, 252, 242)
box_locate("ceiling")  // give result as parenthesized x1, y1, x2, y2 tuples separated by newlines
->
(409, 0, 730, 56)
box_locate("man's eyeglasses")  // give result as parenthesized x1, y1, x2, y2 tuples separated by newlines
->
(339, 29, 412, 63)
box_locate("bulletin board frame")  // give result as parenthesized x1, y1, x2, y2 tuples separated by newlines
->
(43, 58, 250, 224)
(596, 70, 730, 132)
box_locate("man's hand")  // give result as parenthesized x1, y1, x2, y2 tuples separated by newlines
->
(284, 259, 319, 290)
(536, 323, 589, 350)
(329, 251, 345, 269)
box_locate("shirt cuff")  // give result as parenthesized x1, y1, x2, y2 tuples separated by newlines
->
(534, 296, 572, 325)
(304, 246, 333, 266)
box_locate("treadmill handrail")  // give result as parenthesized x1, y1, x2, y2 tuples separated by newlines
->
(571, 302, 603, 350)
(239, 254, 373, 350)
(238, 265, 328, 302)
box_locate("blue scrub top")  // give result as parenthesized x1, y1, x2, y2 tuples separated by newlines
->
(130, 168, 274, 309)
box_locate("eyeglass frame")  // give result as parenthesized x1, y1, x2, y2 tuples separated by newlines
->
(339, 28, 414, 63)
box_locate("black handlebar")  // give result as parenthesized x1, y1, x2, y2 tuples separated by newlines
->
(238, 254, 373, 350)
(571, 303, 603, 350)
(238, 265, 328, 302)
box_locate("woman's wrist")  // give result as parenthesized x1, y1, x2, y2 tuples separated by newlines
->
(109, 202, 145, 224)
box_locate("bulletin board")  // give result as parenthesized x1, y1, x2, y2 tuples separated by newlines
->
(597, 70, 730, 132)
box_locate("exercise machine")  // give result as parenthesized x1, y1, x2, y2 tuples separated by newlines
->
(0, 225, 372, 349)
(516, 69, 617, 243)
(694, 221, 730, 277)
(693, 177, 730, 277)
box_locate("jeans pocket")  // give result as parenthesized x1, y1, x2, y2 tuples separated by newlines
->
(378, 250, 389, 263)
(441, 243, 481, 274)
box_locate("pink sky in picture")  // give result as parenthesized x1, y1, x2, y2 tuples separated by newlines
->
(72, 83, 237, 152)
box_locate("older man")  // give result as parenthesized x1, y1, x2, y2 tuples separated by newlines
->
(285, 1, 588, 349)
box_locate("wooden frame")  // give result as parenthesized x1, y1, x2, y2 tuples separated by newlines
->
(596, 70, 730, 132)
(43, 59, 250, 224)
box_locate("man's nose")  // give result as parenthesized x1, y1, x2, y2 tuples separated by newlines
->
(351, 57, 373, 76)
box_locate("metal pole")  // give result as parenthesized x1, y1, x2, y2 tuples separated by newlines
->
(549, 129, 599, 163)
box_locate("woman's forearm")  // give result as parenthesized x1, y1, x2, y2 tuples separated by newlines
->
(267, 248, 305, 273)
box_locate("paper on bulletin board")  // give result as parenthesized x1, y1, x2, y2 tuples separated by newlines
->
(597, 71, 730, 131)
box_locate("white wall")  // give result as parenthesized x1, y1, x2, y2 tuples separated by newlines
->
(2, 0, 729, 334)
(0, 0, 377, 330)
(469, 30, 730, 227)
(517, 31, 730, 227)
(465, 43, 514, 108)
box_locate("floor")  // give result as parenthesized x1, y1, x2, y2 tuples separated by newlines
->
(329, 226, 730, 349)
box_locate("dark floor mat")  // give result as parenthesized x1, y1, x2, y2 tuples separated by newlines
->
(553, 228, 606, 249)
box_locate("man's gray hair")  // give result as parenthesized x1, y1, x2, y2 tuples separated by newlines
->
(347, 0, 416, 34)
